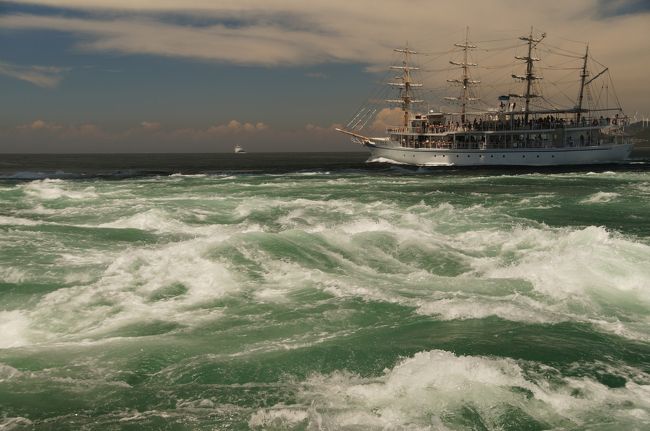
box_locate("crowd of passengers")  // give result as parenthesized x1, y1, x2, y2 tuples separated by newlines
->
(423, 114, 624, 133)
(400, 131, 601, 149)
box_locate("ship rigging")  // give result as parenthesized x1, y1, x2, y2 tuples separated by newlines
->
(336, 27, 632, 166)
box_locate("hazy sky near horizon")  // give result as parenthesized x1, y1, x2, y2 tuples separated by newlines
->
(1, 0, 649, 153)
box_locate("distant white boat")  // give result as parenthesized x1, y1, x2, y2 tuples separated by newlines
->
(234, 144, 246, 154)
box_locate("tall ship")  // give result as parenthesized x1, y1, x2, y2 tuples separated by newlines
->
(337, 28, 632, 166)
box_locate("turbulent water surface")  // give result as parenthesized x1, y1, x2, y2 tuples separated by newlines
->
(1, 153, 650, 430)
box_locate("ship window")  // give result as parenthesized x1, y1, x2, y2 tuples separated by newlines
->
(456, 155, 459, 158)
(490, 155, 493, 158)
(552, 155, 555, 158)
(537, 155, 540, 158)
(502, 155, 506, 158)
(522, 155, 525, 158)
(467, 154, 470, 158)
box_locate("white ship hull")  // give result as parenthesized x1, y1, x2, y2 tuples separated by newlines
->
(339, 32, 634, 167)
(365, 141, 633, 167)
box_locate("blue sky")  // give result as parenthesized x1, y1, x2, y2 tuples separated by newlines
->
(1, 0, 649, 152)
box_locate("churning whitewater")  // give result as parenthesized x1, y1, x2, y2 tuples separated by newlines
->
(1, 165, 650, 429)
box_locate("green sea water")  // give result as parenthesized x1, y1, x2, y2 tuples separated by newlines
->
(1, 155, 650, 430)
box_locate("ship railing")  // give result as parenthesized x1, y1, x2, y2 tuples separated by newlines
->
(398, 137, 614, 150)
(389, 117, 623, 136)
(387, 126, 451, 134)
(453, 120, 611, 132)
(398, 141, 454, 149)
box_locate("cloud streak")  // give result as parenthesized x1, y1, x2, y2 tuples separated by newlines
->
(0, 13, 378, 66)
(0, 61, 67, 88)
(6, 1, 645, 68)
(1, 0, 649, 147)
(1, 2, 648, 88)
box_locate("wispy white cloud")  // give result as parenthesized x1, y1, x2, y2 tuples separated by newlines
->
(17, 119, 98, 134)
(207, 120, 268, 133)
(2, 1, 649, 114)
(5, 1, 648, 66)
(0, 61, 67, 88)
(17, 119, 63, 130)
(0, 13, 380, 66)
(2, 2, 649, 72)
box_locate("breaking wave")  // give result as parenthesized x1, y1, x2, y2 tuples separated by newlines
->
(251, 349, 650, 430)
(2, 169, 650, 429)
(3, 176, 650, 348)
(580, 191, 620, 203)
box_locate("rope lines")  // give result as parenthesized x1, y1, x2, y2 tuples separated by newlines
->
(344, 30, 625, 130)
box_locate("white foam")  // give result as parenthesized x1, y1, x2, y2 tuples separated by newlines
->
(292, 171, 330, 176)
(339, 219, 397, 235)
(249, 408, 308, 428)
(0, 267, 27, 284)
(472, 226, 650, 298)
(251, 349, 650, 429)
(99, 208, 189, 233)
(0, 417, 34, 429)
(449, 225, 650, 337)
(0, 216, 40, 226)
(366, 156, 407, 165)
(97, 207, 259, 237)
(254, 287, 291, 303)
(169, 173, 207, 178)
(5, 235, 238, 346)
(21, 179, 98, 200)
(415, 296, 562, 324)
(0, 363, 23, 381)
(109, 202, 650, 341)
(586, 171, 617, 176)
(0, 310, 32, 348)
(632, 182, 650, 194)
(235, 197, 363, 223)
(265, 204, 650, 339)
(580, 191, 620, 203)
(4, 178, 650, 349)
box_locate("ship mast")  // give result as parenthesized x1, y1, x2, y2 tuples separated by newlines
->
(511, 27, 545, 123)
(576, 44, 589, 123)
(446, 27, 480, 123)
(387, 44, 423, 127)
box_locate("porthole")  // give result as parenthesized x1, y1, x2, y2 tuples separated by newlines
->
(490, 155, 494, 158)
(456, 155, 459, 158)
(522, 155, 526, 158)
(536, 155, 540, 158)
(502, 155, 506, 158)
(552, 155, 555, 158)
(467, 154, 470, 158)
